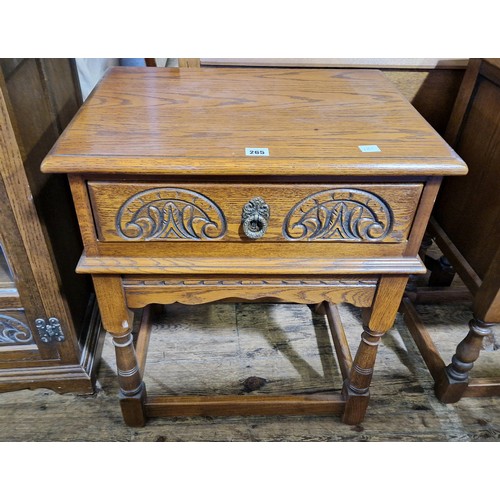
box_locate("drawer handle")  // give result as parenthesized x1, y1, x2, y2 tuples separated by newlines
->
(241, 197, 270, 239)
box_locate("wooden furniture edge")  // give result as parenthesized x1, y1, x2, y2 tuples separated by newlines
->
(198, 58, 469, 70)
(76, 255, 427, 275)
(41, 156, 468, 176)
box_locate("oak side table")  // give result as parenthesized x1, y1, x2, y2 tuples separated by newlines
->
(41, 67, 467, 426)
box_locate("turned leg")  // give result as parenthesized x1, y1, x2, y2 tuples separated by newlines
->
(93, 275, 147, 427)
(342, 276, 408, 424)
(435, 316, 494, 403)
(342, 325, 385, 424)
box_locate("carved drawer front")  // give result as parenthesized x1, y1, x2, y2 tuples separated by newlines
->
(88, 182, 423, 244)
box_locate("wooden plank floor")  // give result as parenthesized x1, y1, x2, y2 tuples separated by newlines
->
(0, 295, 498, 441)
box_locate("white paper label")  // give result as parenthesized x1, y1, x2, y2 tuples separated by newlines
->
(245, 147, 269, 156)
(358, 145, 381, 152)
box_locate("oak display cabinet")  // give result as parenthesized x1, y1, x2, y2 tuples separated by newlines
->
(0, 59, 104, 394)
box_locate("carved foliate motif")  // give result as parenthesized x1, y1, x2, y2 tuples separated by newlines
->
(0, 314, 33, 344)
(116, 188, 227, 241)
(283, 188, 393, 241)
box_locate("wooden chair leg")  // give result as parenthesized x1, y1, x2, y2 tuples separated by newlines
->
(435, 316, 494, 403)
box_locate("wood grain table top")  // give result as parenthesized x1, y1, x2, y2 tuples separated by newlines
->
(41, 67, 467, 177)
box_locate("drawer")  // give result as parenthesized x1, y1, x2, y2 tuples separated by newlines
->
(88, 182, 423, 244)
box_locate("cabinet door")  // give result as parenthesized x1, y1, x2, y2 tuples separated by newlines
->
(0, 242, 41, 362)
(0, 59, 86, 368)
(0, 97, 66, 365)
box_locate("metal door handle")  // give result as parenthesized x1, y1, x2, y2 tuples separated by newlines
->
(241, 197, 270, 239)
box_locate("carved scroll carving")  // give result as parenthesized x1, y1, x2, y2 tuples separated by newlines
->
(116, 188, 227, 241)
(0, 314, 33, 344)
(283, 188, 393, 241)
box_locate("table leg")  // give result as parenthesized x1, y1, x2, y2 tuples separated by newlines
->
(93, 275, 147, 426)
(435, 316, 494, 403)
(342, 276, 408, 424)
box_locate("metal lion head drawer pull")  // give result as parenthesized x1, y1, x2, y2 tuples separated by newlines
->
(241, 197, 270, 239)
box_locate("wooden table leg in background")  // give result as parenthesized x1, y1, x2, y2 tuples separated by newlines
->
(435, 316, 494, 403)
(342, 276, 409, 424)
(92, 275, 147, 427)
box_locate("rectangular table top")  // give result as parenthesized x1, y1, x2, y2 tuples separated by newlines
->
(42, 67, 466, 177)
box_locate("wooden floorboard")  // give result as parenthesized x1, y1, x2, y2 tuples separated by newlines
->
(0, 294, 498, 442)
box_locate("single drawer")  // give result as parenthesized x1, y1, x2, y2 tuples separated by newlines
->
(88, 182, 423, 244)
